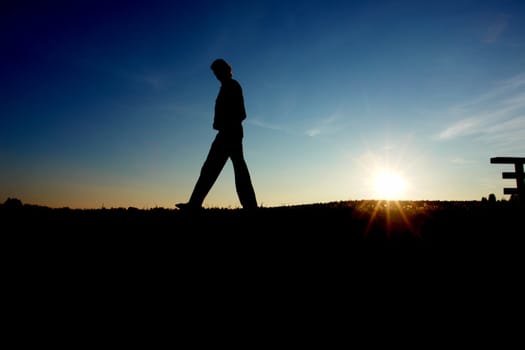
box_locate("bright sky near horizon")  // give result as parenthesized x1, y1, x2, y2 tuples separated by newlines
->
(2, 0, 525, 209)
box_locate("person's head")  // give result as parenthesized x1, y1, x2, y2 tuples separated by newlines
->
(211, 58, 232, 81)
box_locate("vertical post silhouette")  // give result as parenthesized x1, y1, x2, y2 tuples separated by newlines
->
(177, 59, 257, 210)
(490, 157, 525, 204)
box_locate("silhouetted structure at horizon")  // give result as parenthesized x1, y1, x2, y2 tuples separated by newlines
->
(490, 157, 525, 205)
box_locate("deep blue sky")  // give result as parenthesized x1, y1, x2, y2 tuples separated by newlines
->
(2, 0, 525, 208)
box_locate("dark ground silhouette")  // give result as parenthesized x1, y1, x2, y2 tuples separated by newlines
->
(4, 198, 522, 329)
(3, 198, 521, 246)
(4, 197, 523, 283)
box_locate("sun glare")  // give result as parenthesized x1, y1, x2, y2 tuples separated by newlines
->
(374, 170, 407, 200)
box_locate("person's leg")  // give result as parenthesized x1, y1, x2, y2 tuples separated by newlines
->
(186, 135, 229, 207)
(230, 139, 257, 209)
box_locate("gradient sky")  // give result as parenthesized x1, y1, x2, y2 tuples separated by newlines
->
(2, 0, 525, 209)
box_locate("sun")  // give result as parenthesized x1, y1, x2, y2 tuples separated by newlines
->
(374, 169, 407, 200)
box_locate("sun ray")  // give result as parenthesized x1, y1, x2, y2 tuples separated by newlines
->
(358, 200, 422, 240)
(363, 200, 383, 237)
(392, 200, 421, 239)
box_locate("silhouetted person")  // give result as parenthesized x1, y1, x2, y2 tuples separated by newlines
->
(177, 58, 258, 210)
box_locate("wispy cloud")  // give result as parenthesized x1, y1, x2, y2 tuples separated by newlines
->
(484, 14, 508, 44)
(438, 118, 479, 139)
(479, 116, 525, 147)
(142, 74, 164, 89)
(250, 110, 346, 138)
(248, 118, 286, 131)
(303, 111, 344, 137)
(449, 157, 475, 165)
(306, 128, 321, 137)
(437, 72, 525, 151)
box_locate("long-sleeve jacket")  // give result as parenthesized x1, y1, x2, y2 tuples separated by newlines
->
(213, 78, 246, 137)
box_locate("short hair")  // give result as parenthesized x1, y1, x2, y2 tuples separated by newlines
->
(211, 58, 232, 74)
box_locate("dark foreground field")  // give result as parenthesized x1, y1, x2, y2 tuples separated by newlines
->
(4, 198, 522, 289)
(3, 199, 523, 340)
(4, 198, 523, 289)
(3, 199, 522, 247)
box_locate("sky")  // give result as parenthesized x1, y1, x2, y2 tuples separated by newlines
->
(1, 0, 525, 209)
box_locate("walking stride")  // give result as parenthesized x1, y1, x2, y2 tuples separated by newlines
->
(177, 58, 258, 210)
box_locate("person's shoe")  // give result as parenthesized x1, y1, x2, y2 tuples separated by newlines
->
(176, 202, 202, 211)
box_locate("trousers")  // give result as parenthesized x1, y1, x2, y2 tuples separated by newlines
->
(189, 132, 257, 208)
